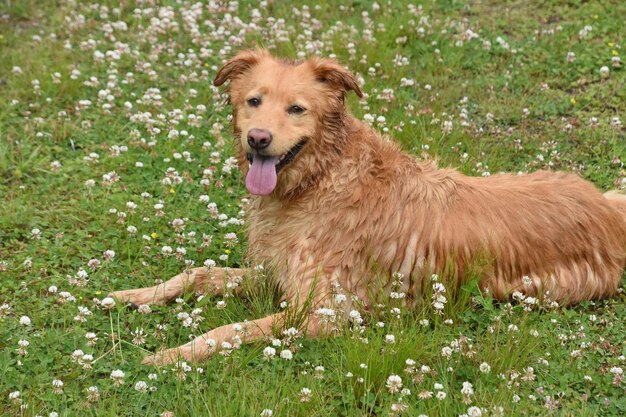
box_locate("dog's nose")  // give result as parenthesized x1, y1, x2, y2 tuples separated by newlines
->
(247, 128, 272, 150)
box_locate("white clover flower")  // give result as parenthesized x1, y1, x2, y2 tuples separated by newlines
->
(299, 387, 312, 402)
(349, 310, 363, 324)
(263, 346, 276, 359)
(101, 297, 116, 309)
(134, 381, 148, 393)
(467, 406, 482, 417)
(385, 334, 396, 344)
(9, 390, 21, 400)
(386, 374, 403, 393)
(461, 381, 474, 396)
(85, 332, 98, 346)
(86, 386, 100, 402)
(20, 316, 32, 326)
(52, 379, 64, 394)
(71, 349, 85, 362)
(260, 410, 273, 417)
(283, 327, 298, 337)
(334, 294, 347, 304)
(219, 341, 233, 357)
(17, 339, 29, 356)
(600, 66, 610, 77)
(280, 349, 293, 360)
(81, 354, 93, 369)
(110, 369, 125, 386)
(479, 362, 491, 373)
(137, 304, 151, 314)
(315, 307, 336, 322)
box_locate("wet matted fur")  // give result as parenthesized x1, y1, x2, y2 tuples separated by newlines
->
(111, 49, 626, 365)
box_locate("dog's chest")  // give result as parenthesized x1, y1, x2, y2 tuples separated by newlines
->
(246, 200, 317, 262)
(245, 196, 429, 288)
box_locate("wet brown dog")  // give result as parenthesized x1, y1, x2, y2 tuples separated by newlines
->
(111, 50, 626, 365)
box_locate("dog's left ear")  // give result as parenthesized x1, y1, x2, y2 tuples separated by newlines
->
(213, 49, 268, 86)
(309, 58, 364, 98)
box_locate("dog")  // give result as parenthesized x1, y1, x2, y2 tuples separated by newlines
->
(110, 49, 626, 365)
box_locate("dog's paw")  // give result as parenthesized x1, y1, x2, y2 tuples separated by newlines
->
(142, 347, 190, 366)
(108, 288, 161, 307)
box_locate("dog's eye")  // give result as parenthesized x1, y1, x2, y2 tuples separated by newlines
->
(288, 105, 306, 115)
(247, 97, 261, 107)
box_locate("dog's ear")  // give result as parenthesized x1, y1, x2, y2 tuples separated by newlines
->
(213, 49, 268, 86)
(309, 58, 363, 98)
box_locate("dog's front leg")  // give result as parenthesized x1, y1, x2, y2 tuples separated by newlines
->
(109, 267, 246, 306)
(142, 311, 321, 365)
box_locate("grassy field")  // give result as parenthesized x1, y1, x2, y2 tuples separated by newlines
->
(1, 0, 625, 416)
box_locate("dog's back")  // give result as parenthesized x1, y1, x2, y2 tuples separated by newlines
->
(605, 190, 626, 222)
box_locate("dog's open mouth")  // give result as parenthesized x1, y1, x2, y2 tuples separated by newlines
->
(246, 139, 307, 196)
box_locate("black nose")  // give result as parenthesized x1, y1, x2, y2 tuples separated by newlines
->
(247, 128, 272, 150)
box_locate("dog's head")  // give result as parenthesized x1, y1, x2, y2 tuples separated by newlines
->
(214, 49, 363, 197)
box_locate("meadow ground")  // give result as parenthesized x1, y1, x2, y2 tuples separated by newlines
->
(0, 1, 625, 416)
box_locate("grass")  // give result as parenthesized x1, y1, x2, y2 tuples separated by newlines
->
(0, 0, 625, 416)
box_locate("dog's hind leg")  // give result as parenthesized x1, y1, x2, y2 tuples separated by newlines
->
(109, 267, 246, 306)
(141, 312, 322, 365)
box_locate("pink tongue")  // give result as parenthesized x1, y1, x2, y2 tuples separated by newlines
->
(246, 155, 279, 196)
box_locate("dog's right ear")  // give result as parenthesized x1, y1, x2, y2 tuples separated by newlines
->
(213, 49, 268, 86)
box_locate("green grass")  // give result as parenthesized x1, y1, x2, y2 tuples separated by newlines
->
(1, 0, 625, 416)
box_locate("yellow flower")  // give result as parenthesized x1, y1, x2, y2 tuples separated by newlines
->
(169, 188, 175, 194)
(612, 50, 619, 56)
(95, 291, 102, 295)
(570, 98, 576, 105)
(224, 249, 231, 254)
(608, 42, 615, 47)
(151, 232, 158, 239)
